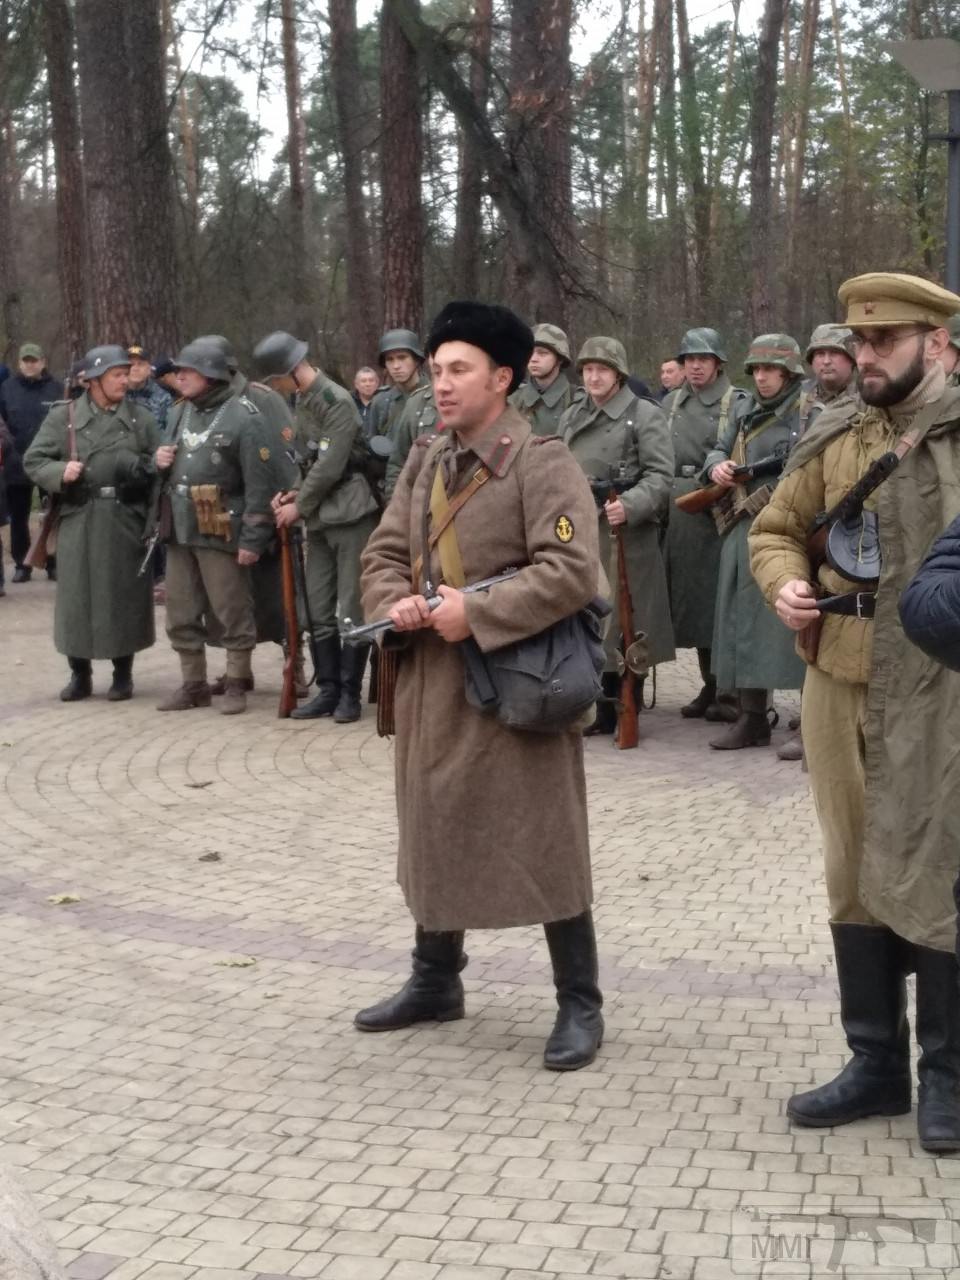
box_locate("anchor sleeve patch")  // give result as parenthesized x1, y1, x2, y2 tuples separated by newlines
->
(555, 514, 575, 543)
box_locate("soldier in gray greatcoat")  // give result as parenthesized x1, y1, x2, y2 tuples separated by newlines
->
(254, 331, 380, 724)
(24, 346, 160, 701)
(663, 328, 750, 720)
(510, 324, 585, 437)
(702, 334, 807, 749)
(560, 337, 675, 736)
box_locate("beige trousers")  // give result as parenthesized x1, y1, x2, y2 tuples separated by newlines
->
(802, 663, 879, 925)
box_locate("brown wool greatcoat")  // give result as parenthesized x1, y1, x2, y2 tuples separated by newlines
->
(361, 405, 600, 931)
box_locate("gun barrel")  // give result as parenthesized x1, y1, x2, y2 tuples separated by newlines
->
(343, 568, 520, 644)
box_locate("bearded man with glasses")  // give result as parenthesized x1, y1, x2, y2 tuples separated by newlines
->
(749, 273, 960, 1153)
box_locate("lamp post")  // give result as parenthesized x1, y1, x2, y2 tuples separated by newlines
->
(886, 37, 960, 293)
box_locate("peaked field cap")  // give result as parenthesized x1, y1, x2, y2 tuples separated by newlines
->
(426, 301, 534, 394)
(839, 272, 960, 328)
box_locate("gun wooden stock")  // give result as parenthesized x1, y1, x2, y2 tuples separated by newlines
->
(24, 499, 60, 570)
(278, 525, 299, 718)
(612, 522, 639, 750)
(674, 482, 726, 515)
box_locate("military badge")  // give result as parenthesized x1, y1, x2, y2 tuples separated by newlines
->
(319, 437, 331, 452)
(555, 515, 574, 543)
(259, 447, 270, 461)
(281, 426, 294, 442)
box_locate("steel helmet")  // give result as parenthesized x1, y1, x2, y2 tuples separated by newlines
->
(531, 323, 571, 366)
(576, 336, 629, 379)
(744, 333, 804, 376)
(252, 331, 309, 380)
(82, 345, 132, 380)
(173, 339, 232, 382)
(805, 323, 856, 364)
(677, 327, 727, 363)
(378, 328, 424, 364)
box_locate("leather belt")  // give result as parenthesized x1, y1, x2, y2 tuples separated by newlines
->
(818, 590, 876, 619)
(93, 486, 116, 498)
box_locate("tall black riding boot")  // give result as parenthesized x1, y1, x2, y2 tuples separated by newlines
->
(543, 912, 604, 1071)
(108, 655, 134, 701)
(60, 657, 92, 702)
(354, 927, 467, 1031)
(914, 944, 960, 1152)
(584, 672, 618, 736)
(334, 643, 370, 724)
(291, 634, 341, 719)
(787, 922, 911, 1126)
(681, 648, 716, 718)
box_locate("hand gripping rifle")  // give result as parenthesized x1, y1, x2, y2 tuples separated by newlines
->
(342, 568, 520, 644)
(674, 441, 789, 516)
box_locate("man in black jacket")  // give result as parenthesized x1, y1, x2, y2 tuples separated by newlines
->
(0, 344, 64, 582)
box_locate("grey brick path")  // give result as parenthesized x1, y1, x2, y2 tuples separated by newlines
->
(0, 580, 957, 1279)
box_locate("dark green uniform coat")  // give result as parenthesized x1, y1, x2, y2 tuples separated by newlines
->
(662, 375, 749, 649)
(560, 384, 676, 669)
(703, 383, 806, 691)
(366, 374, 427, 442)
(384, 384, 440, 499)
(24, 394, 160, 659)
(294, 371, 378, 529)
(164, 384, 276, 555)
(796, 376, 858, 440)
(510, 372, 585, 437)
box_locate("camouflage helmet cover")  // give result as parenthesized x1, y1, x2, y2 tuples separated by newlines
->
(378, 328, 425, 364)
(576, 336, 630, 379)
(174, 339, 232, 382)
(531, 323, 571, 366)
(82, 344, 132, 380)
(744, 333, 804, 376)
(805, 323, 856, 364)
(677, 327, 727, 363)
(252, 331, 309, 380)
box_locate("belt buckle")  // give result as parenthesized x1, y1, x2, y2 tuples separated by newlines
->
(855, 591, 868, 618)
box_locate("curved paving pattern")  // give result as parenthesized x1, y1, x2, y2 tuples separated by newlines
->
(0, 581, 957, 1280)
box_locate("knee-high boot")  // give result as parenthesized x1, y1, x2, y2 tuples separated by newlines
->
(787, 922, 911, 1126)
(914, 944, 960, 1152)
(354, 927, 467, 1031)
(543, 912, 604, 1071)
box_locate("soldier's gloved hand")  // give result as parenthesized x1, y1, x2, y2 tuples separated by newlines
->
(430, 585, 472, 642)
(389, 594, 433, 632)
(709, 460, 738, 488)
(775, 579, 821, 631)
(604, 497, 626, 527)
(155, 445, 177, 471)
(275, 500, 301, 528)
(237, 549, 260, 567)
(63, 460, 85, 483)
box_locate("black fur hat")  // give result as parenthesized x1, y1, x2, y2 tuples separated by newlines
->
(426, 301, 534, 395)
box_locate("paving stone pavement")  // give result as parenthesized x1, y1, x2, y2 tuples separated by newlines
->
(1, 578, 958, 1280)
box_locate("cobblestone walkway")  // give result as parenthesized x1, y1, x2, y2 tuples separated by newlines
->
(0, 581, 957, 1279)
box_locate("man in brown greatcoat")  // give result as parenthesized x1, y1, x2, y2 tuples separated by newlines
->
(356, 301, 604, 1071)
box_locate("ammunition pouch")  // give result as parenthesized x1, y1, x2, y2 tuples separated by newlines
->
(190, 484, 232, 538)
(712, 482, 775, 536)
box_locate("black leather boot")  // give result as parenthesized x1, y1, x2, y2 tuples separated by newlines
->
(914, 944, 960, 1152)
(543, 912, 604, 1071)
(354, 928, 467, 1031)
(584, 672, 618, 736)
(291, 634, 341, 719)
(709, 710, 771, 749)
(681, 649, 716, 718)
(60, 657, 92, 702)
(787, 923, 911, 1127)
(108, 655, 134, 701)
(334, 643, 370, 724)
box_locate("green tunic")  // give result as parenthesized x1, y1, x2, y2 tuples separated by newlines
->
(293, 370, 378, 529)
(24, 394, 160, 659)
(662, 375, 750, 650)
(703, 382, 807, 691)
(510, 372, 585, 437)
(384, 385, 440, 499)
(560, 384, 676, 668)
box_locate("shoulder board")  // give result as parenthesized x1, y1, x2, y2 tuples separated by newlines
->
(249, 380, 273, 393)
(414, 432, 440, 448)
(531, 434, 563, 446)
(239, 395, 258, 414)
(49, 398, 72, 407)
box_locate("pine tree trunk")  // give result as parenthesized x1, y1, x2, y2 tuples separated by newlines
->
(675, 0, 710, 312)
(748, 0, 787, 334)
(41, 0, 87, 361)
(783, 0, 820, 336)
(380, 0, 424, 332)
(280, 0, 312, 338)
(75, 0, 180, 352)
(0, 3, 20, 361)
(329, 0, 380, 370)
(452, 0, 492, 298)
